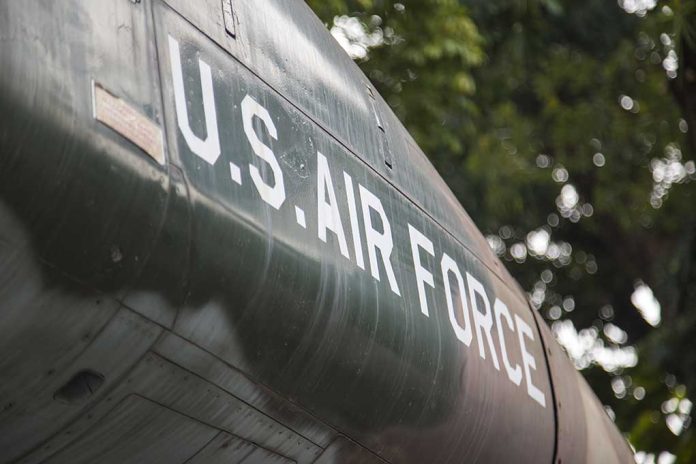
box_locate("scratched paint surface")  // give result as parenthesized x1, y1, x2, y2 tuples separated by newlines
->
(0, 0, 634, 462)
(154, 4, 554, 463)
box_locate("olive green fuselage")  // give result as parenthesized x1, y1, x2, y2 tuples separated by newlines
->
(0, 1, 632, 463)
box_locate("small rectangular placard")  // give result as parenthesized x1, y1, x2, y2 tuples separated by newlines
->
(93, 83, 165, 165)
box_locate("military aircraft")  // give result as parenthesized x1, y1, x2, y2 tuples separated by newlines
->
(0, 0, 633, 462)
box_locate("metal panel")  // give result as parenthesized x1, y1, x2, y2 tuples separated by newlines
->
(154, 3, 555, 463)
(16, 352, 322, 464)
(2, 308, 162, 463)
(160, 0, 505, 286)
(533, 311, 634, 463)
(0, 0, 170, 296)
(185, 433, 257, 464)
(242, 447, 295, 464)
(43, 395, 218, 464)
(0, 0, 634, 462)
(313, 437, 388, 464)
(154, 333, 336, 448)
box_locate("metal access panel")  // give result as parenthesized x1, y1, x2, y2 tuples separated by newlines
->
(40, 395, 219, 464)
(16, 350, 324, 464)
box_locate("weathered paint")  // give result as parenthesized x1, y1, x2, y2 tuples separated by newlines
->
(0, 0, 633, 463)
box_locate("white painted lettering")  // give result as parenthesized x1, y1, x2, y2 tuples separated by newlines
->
(317, 152, 350, 259)
(168, 35, 221, 165)
(441, 253, 473, 345)
(359, 185, 400, 296)
(408, 224, 435, 317)
(515, 314, 547, 408)
(241, 95, 285, 210)
(343, 172, 365, 270)
(494, 298, 523, 386)
(467, 273, 501, 370)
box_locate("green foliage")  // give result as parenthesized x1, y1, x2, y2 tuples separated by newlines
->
(307, 0, 696, 460)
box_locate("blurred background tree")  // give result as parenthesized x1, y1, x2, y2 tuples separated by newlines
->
(307, 0, 696, 461)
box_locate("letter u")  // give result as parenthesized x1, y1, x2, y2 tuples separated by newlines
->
(168, 35, 221, 165)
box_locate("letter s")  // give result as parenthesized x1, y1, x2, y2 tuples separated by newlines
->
(241, 95, 285, 210)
